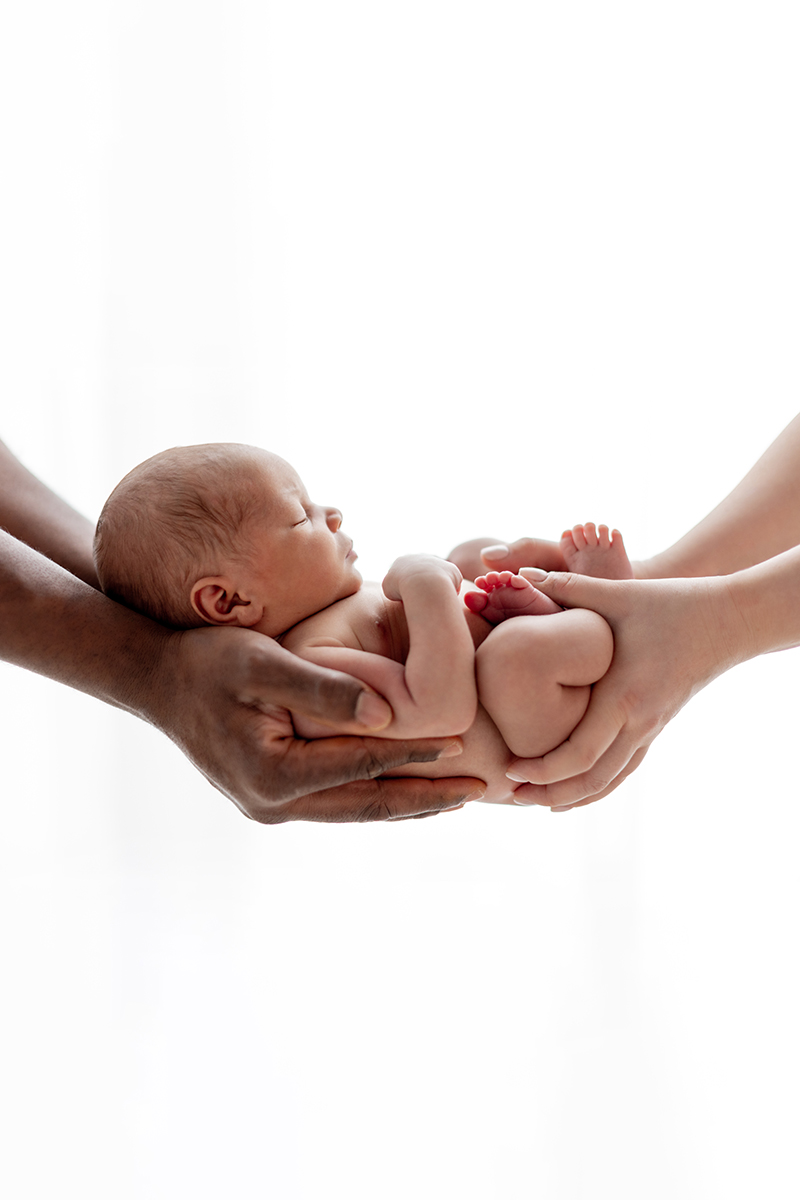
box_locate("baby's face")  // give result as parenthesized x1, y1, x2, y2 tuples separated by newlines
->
(236, 451, 362, 635)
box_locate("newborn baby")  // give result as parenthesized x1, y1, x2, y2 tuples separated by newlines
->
(94, 443, 622, 804)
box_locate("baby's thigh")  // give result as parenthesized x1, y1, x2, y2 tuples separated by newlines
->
(475, 614, 597, 759)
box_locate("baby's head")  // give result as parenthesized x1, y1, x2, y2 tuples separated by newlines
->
(94, 443, 361, 636)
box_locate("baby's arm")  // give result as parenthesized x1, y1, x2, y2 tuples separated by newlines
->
(475, 583, 614, 760)
(291, 556, 478, 740)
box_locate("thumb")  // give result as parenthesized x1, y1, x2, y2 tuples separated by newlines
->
(518, 567, 622, 613)
(245, 638, 393, 732)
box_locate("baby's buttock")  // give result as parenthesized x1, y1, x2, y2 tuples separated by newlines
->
(383, 702, 522, 805)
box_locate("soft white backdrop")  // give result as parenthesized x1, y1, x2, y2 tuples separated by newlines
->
(2, 4, 799, 1197)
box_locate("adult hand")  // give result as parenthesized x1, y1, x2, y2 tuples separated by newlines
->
(448, 536, 569, 583)
(506, 569, 747, 810)
(150, 625, 484, 823)
(480, 537, 570, 575)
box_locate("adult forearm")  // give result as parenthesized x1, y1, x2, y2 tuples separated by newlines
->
(0, 440, 99, 588)
(727, 543, 800, 656)
(640, 414, 800, 579)
(0, 530, 166, 715)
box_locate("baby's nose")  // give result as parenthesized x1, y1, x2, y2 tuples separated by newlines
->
(326, 507, 343, 531)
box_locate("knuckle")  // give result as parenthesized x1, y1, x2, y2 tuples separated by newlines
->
(617, 691, 660, 739)
(556, 571, 580, 594)
(638, 712, 662, 740)
(568, 742, 598, 774)
(357, 744, 391, 780)
(582, 771, 612, 795)
(249, 807, 290, 826)
(357, 793, 394, 822)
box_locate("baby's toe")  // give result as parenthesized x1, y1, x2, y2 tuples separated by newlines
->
(571, 524, 587, 549)
(465, 589, 488, 612)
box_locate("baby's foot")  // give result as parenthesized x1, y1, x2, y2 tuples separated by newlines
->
(464, 570, 562, 625)
(560, 523, 633, 579)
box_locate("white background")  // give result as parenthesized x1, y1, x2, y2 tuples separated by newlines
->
(2, 3, 800, 1197)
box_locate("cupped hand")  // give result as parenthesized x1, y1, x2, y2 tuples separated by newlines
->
(507, 570, 745, 810)
(149, 625, 484, 822)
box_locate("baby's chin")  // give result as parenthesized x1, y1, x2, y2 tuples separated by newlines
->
(342, 563, 363, 593)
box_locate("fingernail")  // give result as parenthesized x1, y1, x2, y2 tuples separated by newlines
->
(512, 796, 536, 806)
(464, 789, 486, 802)
(437, 740, 463, 759)
(355, 692, 392, 729)
(482, 544, 509, 560)
(506, 771, 528, 782)
(519, 566, 548, 581)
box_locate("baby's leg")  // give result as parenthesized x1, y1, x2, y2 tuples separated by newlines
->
(475, 609, 613, 759)
(465, 570, 562, 622)
(560, 523, 633, 579)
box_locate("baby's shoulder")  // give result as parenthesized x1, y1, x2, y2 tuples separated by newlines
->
(279, 583, 399, 658)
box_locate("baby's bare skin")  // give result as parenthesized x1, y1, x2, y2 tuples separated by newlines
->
(98, 440, 628, 812)
(561, 523, 634, 579)
(283, 577, 613, 804)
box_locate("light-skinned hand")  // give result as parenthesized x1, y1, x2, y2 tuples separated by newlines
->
(505, 569, 744, 810)
(481, 537, 570, 575)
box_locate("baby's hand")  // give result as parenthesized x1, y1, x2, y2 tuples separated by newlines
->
(382, 554, 463, 602)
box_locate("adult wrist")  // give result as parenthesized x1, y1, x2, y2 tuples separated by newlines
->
(724, 550, 800, 658)
(635, 547, 697, 580)
(706, 573, 761, 671)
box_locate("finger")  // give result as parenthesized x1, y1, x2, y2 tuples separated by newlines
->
(270, 776, 486, 824)
(508, 697, 626, 786)
(548, 747, 649, 811)
(482, 538, 568, 575)
(263, 732, 470, 806)
(480, 544, 511, 563)
(510, 732, 642, 808)
(518, 569, 625, 614)
(244, 638, 394, 731)
(387, 800, 468, 821)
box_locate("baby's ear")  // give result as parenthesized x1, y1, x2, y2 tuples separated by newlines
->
(190, 577, 263, 628)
